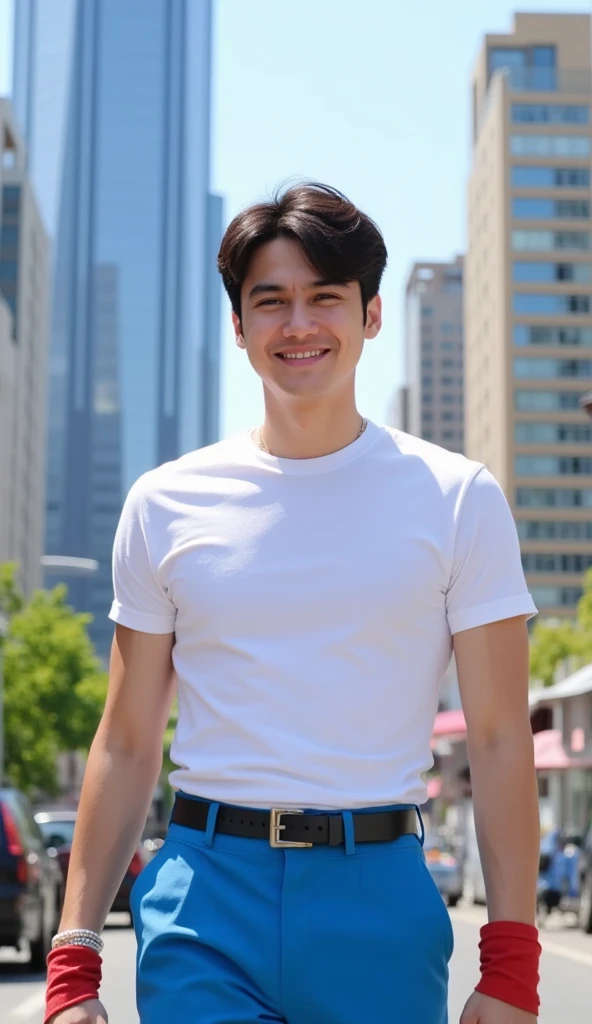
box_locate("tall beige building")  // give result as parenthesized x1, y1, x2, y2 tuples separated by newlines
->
(401, 257, 464, 452)
(0, 100, 49, 595)
(466, 13, 592, 620)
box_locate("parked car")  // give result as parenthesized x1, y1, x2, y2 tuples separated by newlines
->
(579, 823, 592, 934)
(34, 808, 149, 926)
(424, 834, 463, 907)
(0, 787, 64, 971)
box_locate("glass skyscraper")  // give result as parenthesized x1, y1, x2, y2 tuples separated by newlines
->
(12, 0, 222, 658)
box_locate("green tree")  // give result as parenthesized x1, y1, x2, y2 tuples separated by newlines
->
(529, 567, 592, 687)
(0, 563, 108, 796)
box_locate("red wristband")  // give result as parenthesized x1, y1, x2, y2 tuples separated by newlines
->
(475, 920, 541, 1016)
(44, 945, 102, 1024)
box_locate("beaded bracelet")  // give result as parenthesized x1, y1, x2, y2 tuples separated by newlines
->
(51, 928, 104, 954)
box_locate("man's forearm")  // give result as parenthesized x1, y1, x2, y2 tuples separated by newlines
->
(58, 736, 162, 935)
(469, 726, 540, 924)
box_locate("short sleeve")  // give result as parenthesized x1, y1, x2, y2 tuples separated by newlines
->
(109, 477, 177, 634)
(445, 466, 537, 635)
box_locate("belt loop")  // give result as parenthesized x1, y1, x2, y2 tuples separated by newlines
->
(342, 811, 356, 856)
(415, 805, 425, 847)
(204, 801, 220, 847)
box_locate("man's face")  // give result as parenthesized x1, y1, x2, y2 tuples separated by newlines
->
(233, 237, 381, 401)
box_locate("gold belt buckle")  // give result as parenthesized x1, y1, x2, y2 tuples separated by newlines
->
(270, 809, 313, 848)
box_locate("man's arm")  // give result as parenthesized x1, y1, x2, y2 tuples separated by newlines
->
(57, 624, 176, 935)
(453, 614, 540, 924)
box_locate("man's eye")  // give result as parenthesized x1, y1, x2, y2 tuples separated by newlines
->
(257, 298, 282, 307)
(315, 293, 339, 302)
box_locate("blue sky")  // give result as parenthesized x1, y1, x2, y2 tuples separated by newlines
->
(1, 0, 591, 436)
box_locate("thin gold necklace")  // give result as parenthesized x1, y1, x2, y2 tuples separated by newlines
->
(257, 417, 367, 455)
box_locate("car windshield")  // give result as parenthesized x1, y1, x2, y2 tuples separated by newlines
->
(37, 819, 76, 847)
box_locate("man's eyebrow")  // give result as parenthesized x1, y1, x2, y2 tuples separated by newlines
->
(248, 279, 349, 299)
(248, 283, 283, 299)
(309, 279, 349, 289)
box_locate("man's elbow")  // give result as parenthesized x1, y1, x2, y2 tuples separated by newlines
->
(467, 714, 535, 758)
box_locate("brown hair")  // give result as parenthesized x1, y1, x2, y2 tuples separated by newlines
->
(217, 182, 388, 320)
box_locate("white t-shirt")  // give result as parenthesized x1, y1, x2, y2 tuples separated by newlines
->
(109, 421, 537, 810)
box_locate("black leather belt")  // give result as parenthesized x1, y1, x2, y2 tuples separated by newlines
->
(171, 794, 418, 848)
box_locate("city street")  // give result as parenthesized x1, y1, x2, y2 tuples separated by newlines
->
(0, 906, 590, 1023)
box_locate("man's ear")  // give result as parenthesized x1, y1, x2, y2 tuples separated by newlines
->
(232, 311, 246, 350)
(364, 295, 382, 340)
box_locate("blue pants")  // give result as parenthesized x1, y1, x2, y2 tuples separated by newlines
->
(131, 795, 453, 1022)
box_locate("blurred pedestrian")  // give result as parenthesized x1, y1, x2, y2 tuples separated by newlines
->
(45, 182, 541, 1024)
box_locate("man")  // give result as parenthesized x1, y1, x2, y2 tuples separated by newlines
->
(46, 183, 541, 1024)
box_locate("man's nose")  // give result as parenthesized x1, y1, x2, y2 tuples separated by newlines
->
(282, 302, 319, 339)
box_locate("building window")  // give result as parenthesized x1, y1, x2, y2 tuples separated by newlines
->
(514, 325, 592, 347)
(441, 358, 455, 369)
(2, 186, 20, 215)
(443, 275, 462, 293)
(422, 393, 433, 404)
(489, 45, 556, 91)
(512, 198, 590, 219)
(556, 201, 591, 220)
(0, 261, 17, 281)
(513, 294, 591, 315)
(422, 375, 433, 387)
(515, 455, 592, 476)
(511, 135, 591, 157)
(0, 224, 19, 251)
(516, 487, 592, 507)
(515, 357, 592, 378)
(421, 306, 433, 318)
(421, 358, 433, 369)
(513, 262, 592, 284)
(441, 341, 456, 351)
(515, 390, 583, 411)
(522, 552, 592, 573)
(442, 412, 456, 421)
(422, 411, 433, 422)
(441, 394, 455, 405)
(512, 230, 592, 251)
(555, 232, 592, 250)
(515, 422, 592, 444)
(442, 430, 455, 440)
(511, 104, 590, 125)
(441, 376, 454, 386)
(422, 341, 433, 351)
(517, 520, 592, 541)
(529, 586, 582, 607)
(511, 166, 591, 189)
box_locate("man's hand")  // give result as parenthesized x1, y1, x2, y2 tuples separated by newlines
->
(47, 999, 108, 1024)
(461, 992, 537, 1023)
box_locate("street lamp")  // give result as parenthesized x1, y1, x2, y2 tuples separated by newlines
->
(0, 611, 8, 787)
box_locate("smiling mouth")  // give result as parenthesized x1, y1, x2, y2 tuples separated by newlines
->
(275, 348, 330, 364)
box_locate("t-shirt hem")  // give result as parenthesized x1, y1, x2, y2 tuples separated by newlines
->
(108, 601, 176, 634)
(447, 594, 538, 635)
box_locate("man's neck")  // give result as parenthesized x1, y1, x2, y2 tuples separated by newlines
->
(258, 398, 365, 460)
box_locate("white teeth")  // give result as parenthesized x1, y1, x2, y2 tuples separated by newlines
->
(281, 350, 324, 360)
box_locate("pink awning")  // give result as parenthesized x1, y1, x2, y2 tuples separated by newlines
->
(432, 710, 467, 739)
(427, 776, 442, 800)
(534, 729, 592, 771)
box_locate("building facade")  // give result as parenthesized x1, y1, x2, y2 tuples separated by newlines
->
(403, 257, 464, 452)
(12, 0, 221, 657)
(466, 13, 592, 620)
(0, 99, 49, 596)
